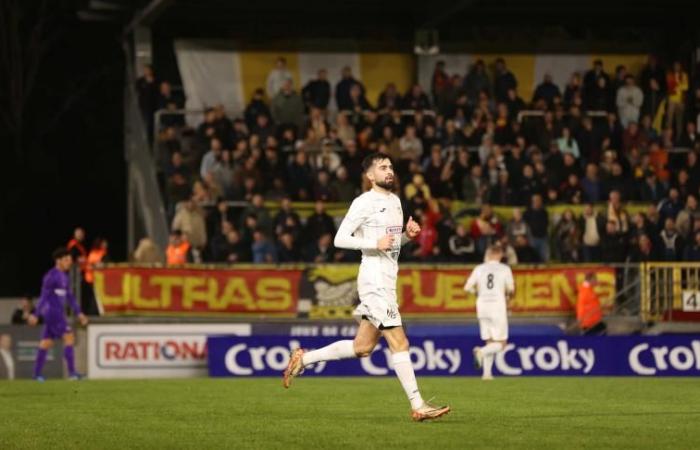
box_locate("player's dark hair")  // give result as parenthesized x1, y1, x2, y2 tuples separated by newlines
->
(362, 153, 393, 173)
(52, 247, 70, 260)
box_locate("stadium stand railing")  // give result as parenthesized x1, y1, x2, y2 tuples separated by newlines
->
(641, 262, 700, 322)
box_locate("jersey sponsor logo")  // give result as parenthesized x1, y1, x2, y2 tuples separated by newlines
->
(386, 226, 402, 235)
(54, 289, 67, 297)
(495, 341, 596, 375)
(628, 341, 700, 375)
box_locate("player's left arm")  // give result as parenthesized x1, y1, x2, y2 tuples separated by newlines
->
(464, 267, 479, 295)
(401, 215, 421, 246)
(67, 284, 88, 326)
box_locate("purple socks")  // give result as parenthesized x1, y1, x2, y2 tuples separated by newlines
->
(64, 346, 76, 375)
(34, 348, 48, 378)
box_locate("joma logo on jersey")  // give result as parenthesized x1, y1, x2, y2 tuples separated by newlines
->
(386, 226, 402, 235)
(54, 289, 67, 296)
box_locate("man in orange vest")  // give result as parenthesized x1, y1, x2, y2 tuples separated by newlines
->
(166, 230, 192, 266)
(576, 272, 606, 335)
(66, 227, 87, 271)
(84, 238, 109, 316)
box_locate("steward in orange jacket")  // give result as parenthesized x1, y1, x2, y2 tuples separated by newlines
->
(576, 272, 605, 335)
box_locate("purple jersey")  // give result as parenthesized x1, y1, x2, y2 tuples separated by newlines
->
(35, 268, 81, 324)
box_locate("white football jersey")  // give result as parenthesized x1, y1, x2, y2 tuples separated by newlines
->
(464, 261, 514, 307)
(334, 189, 405, 290)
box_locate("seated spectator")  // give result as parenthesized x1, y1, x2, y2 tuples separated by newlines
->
(556, 127, 580, 160)
(277, 231, 301, 263)
(616, 75, 643, 128)
(200, 137, 224, 180)
(303, 233, 341, 263)
(313, 170, 338, 202)
(304, 201, 336, 241)
(684, 230, 700, 261)
(600, 220, 628, 263)
(165, 152, 192, 208)
(244, 89, 272, 130)
(517, 164, 543, 206)
(488, 170, 516, 205)
(447, 224, 478, 262)
(659, 218, 684, 261)
(554, 209, 582, 262)
(470, 204, 502, 255)
(405, 174, 432, 201)
(513, 235, 539, 264)
(506, 208, 533, 244)
(630, 233, 660, 262)
(209, 220, 235, 262)
(252, 228, 277, 263)
(676, 194, 700, 240)
(657, 187, 683, 223)
(560, 174, 583, 204)
(11, 297, 37, 325)
(331, 166, 357, 203)
(638, 170, 666, 203)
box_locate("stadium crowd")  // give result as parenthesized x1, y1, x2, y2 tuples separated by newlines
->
(136, 55, 700, 266)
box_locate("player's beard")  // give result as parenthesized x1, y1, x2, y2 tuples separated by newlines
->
(375, 178, 394, 190)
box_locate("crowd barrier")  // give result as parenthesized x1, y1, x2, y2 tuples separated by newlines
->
(93, 264, 616, 318)
(208, 335, 700, 377)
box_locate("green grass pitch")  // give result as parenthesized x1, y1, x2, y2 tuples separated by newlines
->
(1, 377, 699, 449)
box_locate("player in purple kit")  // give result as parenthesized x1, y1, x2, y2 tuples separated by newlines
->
(28, 248, 89, 381)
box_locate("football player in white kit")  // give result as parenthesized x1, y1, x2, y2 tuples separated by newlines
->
(283, 153, 450, 422)
(464, 244, 514, 380)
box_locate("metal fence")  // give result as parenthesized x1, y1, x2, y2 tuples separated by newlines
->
(641, 262, 700, 322)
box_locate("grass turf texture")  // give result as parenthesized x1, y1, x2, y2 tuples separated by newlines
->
(1, 377, 698, 449)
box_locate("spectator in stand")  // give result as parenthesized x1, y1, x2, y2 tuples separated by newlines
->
(557, 127, 580, 160)
(638, 170, 665, 203)
(274, 197, 301, 234)
(493, 58, 517, 103)
(461, 164, 487, 205)
(554, 209, 582, 262)
(12, 297, 37, 325)
(470, 204, 502, 255)
(616, 75, 644, 128)
(335, 66, 365, 111)
(252, 228, 277, 263)
(447, 224, 478, 262)
(659, 217, 684, 261)
(677, 121, 699, 148)
(133, 238, 164, 264)
(583, 59, 610, 99)
(303, 233, 341, 263)
(489, 170, 516, 205)
(676, 194, 700, 240)
(172, 198, 207, 259)
(166, 230, 192, 266)
(463, 60, 490, 103)
(200, 137, 223, 179)
(600, 220, 628, 263)
(532, 73, 561, 107)
(658, 187, 683, 223)
(506, 208, 534, 244)
(244, 89, 272, 130)
(563, 73, 582, 107)
(523, 194, 549, 262)
(277, 231, 301, 263)
(513, 235, 539, 264)
(666, 61, 689, 140)
(560, 173, 583, 204)
(136, 64, 158, 136)
(684, 230, 700, 261)
(587, 75, 614, 112)
(224, 229, 252, 263)
(581, 164, 602, 203)
(271, 79, 305, 131)
(266, 56, 293, 98)
(629, 233, 660, 262)
(377, 82, 401, 113)
(405, 173, 431, 201)
(332, 166, 358, 203)
(579, 204, 603, 262)
(313, 170, 338, 202)
(241, 194, 272, 235)
(287, 150, 314, 200)
(505, 88, 526, 121)
(431, 61, 449, 104)
(640, 55, 666, 116)
(399, 125, 423, 163)
(157, 81, 185, 128)
(304, 201, 336, 242)
(209, 220, 234, 262)
(302, 68, 331, 110)
(403, 84, 431, 110)
(67, 227, 87, 273)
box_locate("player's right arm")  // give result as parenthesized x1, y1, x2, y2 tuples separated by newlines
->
(505, 266, 515, 308)
(334, 197, 389, 251)
(29, 274, 51, 326)
(464, 266, 480, 295)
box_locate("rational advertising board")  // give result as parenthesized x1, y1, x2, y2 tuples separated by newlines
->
(207, 335, 700, 377)
(88, 324, 250, 379)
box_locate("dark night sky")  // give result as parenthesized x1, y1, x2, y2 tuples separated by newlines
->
(0, 6, 126, 296)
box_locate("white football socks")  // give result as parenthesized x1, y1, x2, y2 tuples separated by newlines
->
(392, 351, 424, 410)
(301, 340, 356, 366)
(480, 342, 503, 378)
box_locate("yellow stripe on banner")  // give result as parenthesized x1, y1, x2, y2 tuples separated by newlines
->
(238, 52, 301, 104)
(472, 54, 536, 104)
(359, 53, 415, 107)
(590, 54, 648, 79)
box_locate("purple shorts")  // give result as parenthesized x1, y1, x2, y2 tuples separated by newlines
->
(41, 320, 72, 340)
